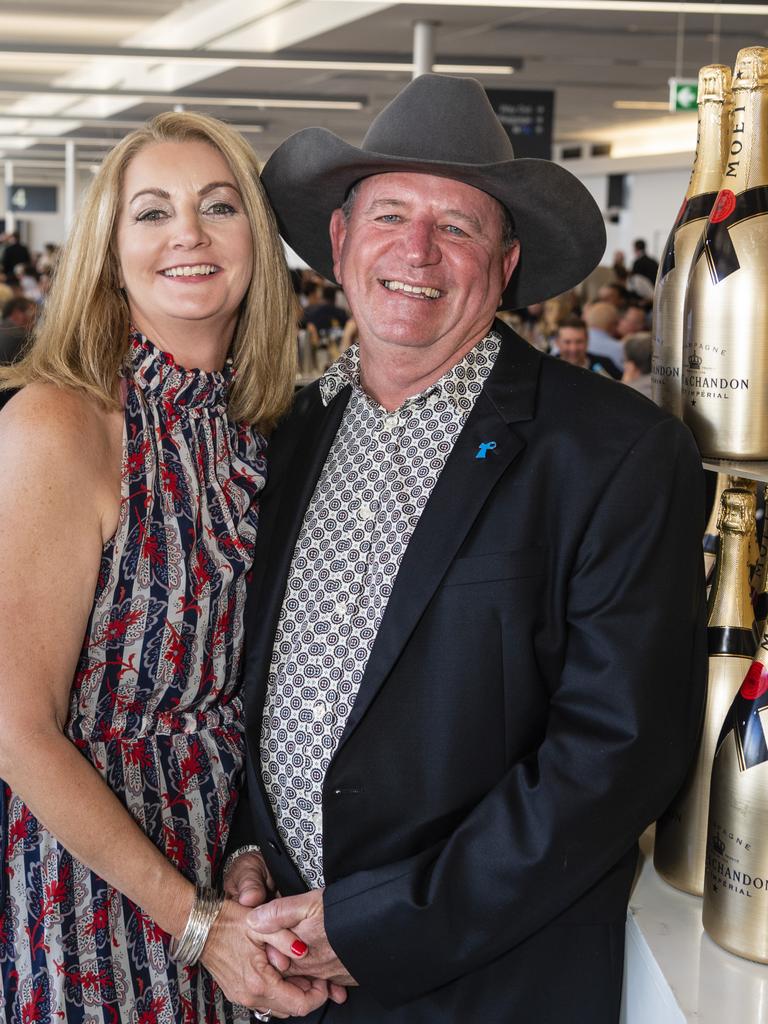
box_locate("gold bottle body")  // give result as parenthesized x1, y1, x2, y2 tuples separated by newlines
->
(655, 489, 755, 894)
(655, 654, 752, 894)
(683, 48, 768, 458)
(653, 65, 732, 417)
(703, 726, 768, 961)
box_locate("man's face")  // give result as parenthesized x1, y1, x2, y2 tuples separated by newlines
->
(617, 306, 646, 337)
(330, 171, 518, 365)
(556, 327, 588, 366)
(597, 285, 621, 308)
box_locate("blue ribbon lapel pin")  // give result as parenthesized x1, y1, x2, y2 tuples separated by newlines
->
(475, 441, 497, 460)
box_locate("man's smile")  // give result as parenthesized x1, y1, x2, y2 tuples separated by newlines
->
(380, 279, 442, 300)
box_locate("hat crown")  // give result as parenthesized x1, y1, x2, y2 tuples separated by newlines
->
(362, 74, 516, 166)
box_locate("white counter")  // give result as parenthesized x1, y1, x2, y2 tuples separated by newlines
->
(622, 827, 768, 1023)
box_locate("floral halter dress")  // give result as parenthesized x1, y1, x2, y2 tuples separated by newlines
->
(0, 333, 265, 1023)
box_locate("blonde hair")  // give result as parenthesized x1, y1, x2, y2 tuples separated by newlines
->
(0, 112, 297, 429)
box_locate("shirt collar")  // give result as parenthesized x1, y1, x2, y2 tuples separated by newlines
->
(319, 329, 502, 412)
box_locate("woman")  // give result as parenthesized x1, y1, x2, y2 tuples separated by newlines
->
(0, 113, 334, 1021)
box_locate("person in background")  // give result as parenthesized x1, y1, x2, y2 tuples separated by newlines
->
(584, 300, 624, 368)
(631, 238, 659, 285)
(617, 303, 648, 338)
(0, 296, 36, 365)
(554, 315, 621, 379)
(224, 73, 706, 1024)
(0, 111, 340, 1021)
(596, 282, 627, 310)
(622, 331, 653, 398)
(1, 232, 30, 279)
(35, 242, 60, 276)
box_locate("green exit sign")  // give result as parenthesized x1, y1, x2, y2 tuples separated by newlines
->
(669, 78, 698, 112)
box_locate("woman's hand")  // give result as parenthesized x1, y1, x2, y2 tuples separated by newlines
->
(200, 898, 330, 1018)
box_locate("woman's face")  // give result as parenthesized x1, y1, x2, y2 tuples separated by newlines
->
(116, 140, 253, 360)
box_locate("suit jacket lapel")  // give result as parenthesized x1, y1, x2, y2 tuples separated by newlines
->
(337, 324, 541, 751)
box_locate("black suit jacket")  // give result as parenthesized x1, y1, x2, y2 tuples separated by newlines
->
(231, 322, 707, 1022)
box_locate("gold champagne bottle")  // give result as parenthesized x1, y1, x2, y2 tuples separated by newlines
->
(703, 594, 768, 960)
(655, 488, 756, 894)
(682, 47, 768, 458)
(652, 64, 732, 417)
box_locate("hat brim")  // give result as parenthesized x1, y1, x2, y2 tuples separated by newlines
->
(261, 127, 606, 310)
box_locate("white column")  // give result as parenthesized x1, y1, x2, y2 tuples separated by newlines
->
(4, 160, 14, 234)
(64, 140, 76, 232)
(413, 20, 435, 80)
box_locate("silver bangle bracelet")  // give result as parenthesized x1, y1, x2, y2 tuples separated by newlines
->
(169, 885, 225, 966)
(222, 843, 262, 879)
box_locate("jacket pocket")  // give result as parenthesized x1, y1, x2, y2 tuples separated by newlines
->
(441, 547, 547, 587)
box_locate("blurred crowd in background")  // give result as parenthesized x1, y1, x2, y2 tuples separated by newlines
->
(0, 229, 654, 402)
(0, 231, 60, 367)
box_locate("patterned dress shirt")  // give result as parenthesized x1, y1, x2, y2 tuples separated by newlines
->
(260, 330, 501, 886)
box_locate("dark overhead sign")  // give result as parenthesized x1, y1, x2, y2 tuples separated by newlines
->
(485, 89, 555, 160)
(6, 185, 58, 213)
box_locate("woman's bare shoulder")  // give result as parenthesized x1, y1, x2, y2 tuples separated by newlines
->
(0, 382, 119, 462)
(0, 383, 123, 538)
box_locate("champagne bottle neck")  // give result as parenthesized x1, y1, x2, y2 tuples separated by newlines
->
(688, 99, 731, 199)
(723, 89, 768, 192)
(709, 530, 754, 629)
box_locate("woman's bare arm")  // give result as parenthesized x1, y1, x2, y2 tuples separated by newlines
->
(0, 385, 327, 1015)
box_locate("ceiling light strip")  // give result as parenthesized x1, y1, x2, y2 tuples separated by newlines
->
(332, 0, 767, 12)
(0, 85, 364, 110)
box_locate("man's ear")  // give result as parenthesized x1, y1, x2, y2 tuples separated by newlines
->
(501, 240, 521, 291)
(329, 208, 348, 285)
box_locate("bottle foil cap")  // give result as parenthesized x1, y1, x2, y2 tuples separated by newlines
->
(698, 64, 732, 103)
(717, 488, 756, 535)
(733, 47, 768, 90)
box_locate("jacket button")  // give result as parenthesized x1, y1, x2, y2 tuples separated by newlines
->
(267, 840, 281, 854)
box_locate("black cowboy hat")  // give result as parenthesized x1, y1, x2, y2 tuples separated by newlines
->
(260, 74, 606, 310)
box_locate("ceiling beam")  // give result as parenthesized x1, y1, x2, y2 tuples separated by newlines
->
(0, 43, 519, 76)
(0, 84, 366, 110)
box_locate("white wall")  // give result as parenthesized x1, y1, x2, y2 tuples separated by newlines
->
(562, 153, 693, 268)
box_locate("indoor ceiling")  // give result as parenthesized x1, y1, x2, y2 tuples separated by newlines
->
(1, 0, 767, 171)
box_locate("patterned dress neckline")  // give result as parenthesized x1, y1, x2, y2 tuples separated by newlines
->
(128, 330, 233, 413)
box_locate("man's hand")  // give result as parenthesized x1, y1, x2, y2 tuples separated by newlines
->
(223, 849, 276, 909)
(247, 890, 357, 988)
(200, 898, 331, 1019)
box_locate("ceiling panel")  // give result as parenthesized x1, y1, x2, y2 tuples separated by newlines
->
(2, 0, 768, 166)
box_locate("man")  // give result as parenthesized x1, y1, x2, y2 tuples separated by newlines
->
(554, 315, 621, 379)
(225, 75, 706, 1022)
(584, 300, 625, 369)
(0, 232, 30, 279)
(631, 238, 659, 285)
(622, 331, 653, 398)
(595, 282, 626, 310)
(617, 303, 647, 339)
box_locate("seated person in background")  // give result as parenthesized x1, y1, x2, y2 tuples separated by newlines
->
(584, 300, 624, 368)
(554, 315, 621, 379)
(0, 296, 36, 364)
(617, 303, 648, 339)
(596, 282, 627, 310)
(303, 283, 349, 334)
(622, 331, 653, 398)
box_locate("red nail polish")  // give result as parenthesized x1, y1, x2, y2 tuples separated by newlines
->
(291, 939, 308, 956)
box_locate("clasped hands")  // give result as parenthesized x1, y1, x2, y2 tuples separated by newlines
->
(201, 850, 355, 1020)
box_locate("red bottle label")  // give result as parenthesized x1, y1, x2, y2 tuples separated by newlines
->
(740, 661, 768, 700)
(710, 189, 737, 224)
